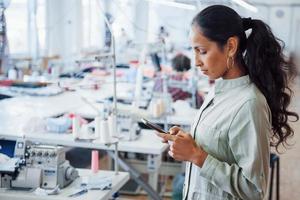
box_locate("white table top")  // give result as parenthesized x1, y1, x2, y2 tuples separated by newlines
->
(0, 89, 169, 155)
(0, 81, 195, 156)
(0, 92, 82, 117)
(74, 97, 198, 126)
(0, 169, 129, 200)
(0, 92, 83, 138)
(0, 129, 168, 155)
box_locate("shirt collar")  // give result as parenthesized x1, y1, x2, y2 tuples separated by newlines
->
(214, 75, 250, 94)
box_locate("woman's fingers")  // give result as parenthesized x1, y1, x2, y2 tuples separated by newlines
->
(169, 126, 181, 135)
(156, 126, 189, 146)
(168, 150, 174, 157)
(156, 132, 176, 141)
(167, 132, 197, 162)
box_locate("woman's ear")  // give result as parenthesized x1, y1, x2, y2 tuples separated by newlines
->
(226, 36, 239, 57)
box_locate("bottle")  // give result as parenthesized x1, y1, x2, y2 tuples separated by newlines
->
(8, 67, 17, 80)
(91, 150, 99, 173)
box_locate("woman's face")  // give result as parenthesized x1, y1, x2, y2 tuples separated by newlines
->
(190, 25, 229, 80)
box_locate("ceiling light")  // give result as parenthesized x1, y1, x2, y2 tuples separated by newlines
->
(231, 0, 258, 13)
(146, 0, 196, 10)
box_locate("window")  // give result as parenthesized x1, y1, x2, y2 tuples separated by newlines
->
(36, 0, 46, 55)
(81, 0, 104, 51)
(81, 0, 135, 52)
(5, 0, 46, 56)
(6, 0, 28, 55)
(111, 0, 134, 39)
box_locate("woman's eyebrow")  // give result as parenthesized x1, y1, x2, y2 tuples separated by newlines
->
(193, 45, 207, 50)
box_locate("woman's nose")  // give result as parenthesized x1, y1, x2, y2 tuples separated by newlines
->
(195, 55, 203, 67)
(195, 59, 203, 67)
(195, 62, 203, 67)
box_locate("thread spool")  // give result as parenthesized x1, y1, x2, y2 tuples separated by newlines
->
(91, 150, 99, 173)
(158, 98, 165, 115)
(108, 114, 117, 137)
(150, 99, 159, 118)
(94, 116, 101, 139)
(72, 116, 80, 139)
(8, 68, 17, 80)
(100, 119, 110, 143)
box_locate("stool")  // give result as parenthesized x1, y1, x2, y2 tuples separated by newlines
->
(269, 153, 280, 200)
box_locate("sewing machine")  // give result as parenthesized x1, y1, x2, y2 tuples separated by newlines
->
(117, 113, 141, 141)
(0, 139, 78, 189)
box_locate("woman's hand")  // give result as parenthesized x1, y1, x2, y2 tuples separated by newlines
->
(158, 126, 181, 143)
(156, 127, 208, 167)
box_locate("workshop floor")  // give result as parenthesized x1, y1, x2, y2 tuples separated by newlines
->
(279, 76, 300, 200)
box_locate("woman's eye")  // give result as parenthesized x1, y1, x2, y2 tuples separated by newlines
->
(194, 48, 206, 55)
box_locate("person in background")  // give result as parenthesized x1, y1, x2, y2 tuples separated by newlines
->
(158, 26, 169, 44)
(157, 26, 174, 61)
(104, 12, 114, 49)
(118, 28, 131, 52)
(153, 53, 204, 109)
(157, 5, 299, 200)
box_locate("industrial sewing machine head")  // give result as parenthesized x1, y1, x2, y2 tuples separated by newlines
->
(0, 139, 78, 189)
(117, 112, 141, 141)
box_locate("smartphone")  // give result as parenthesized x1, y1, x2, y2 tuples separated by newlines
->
(141, 118, 168, 134)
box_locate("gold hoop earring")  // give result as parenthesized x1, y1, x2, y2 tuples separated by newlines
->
(226, 56, 234, 71)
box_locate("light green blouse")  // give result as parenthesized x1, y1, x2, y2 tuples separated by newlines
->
(183, 75, 271, 200)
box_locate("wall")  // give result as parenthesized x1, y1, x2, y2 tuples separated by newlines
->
(134, 0, 149, 44)
(147, 3, 196, 48)
(41, 0, 300, 69)
(290, 6, 300, 68)
(46, 0, 81, 67)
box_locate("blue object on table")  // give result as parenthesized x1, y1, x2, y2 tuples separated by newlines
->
(46, 117, 72, 133)
(0, 140, 16, 158)
(68, 188, 88, 197)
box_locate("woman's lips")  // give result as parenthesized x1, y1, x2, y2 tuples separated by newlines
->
(201, 69, 208, 74)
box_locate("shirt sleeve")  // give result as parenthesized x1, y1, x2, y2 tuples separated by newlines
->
(199, 99, 270, 200)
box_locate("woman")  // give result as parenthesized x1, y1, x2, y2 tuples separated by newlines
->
(157, 5, 299, 200)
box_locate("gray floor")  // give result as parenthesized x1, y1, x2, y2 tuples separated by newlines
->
(280, 76, 300, 200)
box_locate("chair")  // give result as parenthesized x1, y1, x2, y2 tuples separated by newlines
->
(269, 153, 280, 200)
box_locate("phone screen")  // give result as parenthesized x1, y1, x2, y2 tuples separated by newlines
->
(141, 118, 168, 134)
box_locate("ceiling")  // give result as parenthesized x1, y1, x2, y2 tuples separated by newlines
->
(176, 0, 300, 6)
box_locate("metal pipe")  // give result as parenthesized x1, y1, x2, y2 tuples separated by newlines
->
(95, 5, 119, 175)
(114, 142, 119, 175)
(107, 151, 162, 200)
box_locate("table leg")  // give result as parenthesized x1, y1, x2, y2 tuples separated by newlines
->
(147, 154, 162, 191)
(106, 151, 162, 200)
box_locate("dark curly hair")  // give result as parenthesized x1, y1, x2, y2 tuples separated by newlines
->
(192, 5, 299, 150)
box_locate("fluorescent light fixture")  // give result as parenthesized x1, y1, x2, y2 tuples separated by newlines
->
(231, 0, 258, 13)
(146, 0, 196, 10)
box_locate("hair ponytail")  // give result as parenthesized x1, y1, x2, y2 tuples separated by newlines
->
(244, 19, 299, 149)
(192, 5, 299, 150)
